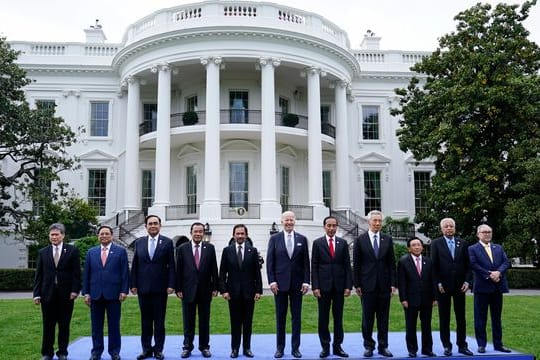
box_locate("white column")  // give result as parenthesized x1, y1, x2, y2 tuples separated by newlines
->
(151, 64, 171, 213)
(124, 76, 140, 210)
(200, 56, 222, 220)
(259, 57, 282, 220)
(334, 80, 351, 210)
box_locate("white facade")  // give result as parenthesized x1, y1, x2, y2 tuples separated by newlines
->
(6, 1, 434, 270)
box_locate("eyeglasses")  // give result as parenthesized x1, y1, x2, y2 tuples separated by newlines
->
(479, 231, 492, 234)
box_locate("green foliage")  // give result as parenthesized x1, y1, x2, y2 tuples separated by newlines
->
(74, 235, 99, 268)
(282, 113, 299, 127)
(0, 37, 80, 232)
(507, 268, 540, 288)
(0, 269, 35, 291)
(392, 2, 540, 255)
(182, 110, 199, 125)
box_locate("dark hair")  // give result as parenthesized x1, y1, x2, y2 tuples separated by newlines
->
(323, 216, 337, 226)
(49, 223, 66, 234)
(407, 237, 423, 247)
(190, 222, 205, 233)
(97, 225, 114, 234)
(145, 215, 161, 225)
(232, 224, 248, 236)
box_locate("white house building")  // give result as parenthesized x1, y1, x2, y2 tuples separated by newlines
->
(5, 1, 433, 270)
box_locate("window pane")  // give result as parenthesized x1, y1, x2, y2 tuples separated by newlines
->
(229, 162, 248, 209)
(229, 91, 249, 123)
(362, 105, 379, 140)
(279, 97, 289, 114)
(364, 171, 381, 215)
(186, 96, 198, 112)
(186, 165, 197, 214)
(280, 166, 290, 208)
(141, 170, 155, 213)
(414, 171, 431, 215)
(88, 169, 107, 216)
(321, 105, 330, 124)
(323, 170, 332, 208)
(91, 102, 109, 136)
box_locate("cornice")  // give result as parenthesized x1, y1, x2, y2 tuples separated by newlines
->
(22, 65, 116, 75)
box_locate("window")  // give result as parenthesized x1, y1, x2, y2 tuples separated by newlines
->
(280, 166, 290, 209)
(32, 168, 52, 216)
(229, 91, 248, 123)
(88, 169, 107, 216)
(323, 170, 332, 208)
(143, 103, 157, 133)
(141, 170, 155, 214)
(362, 105, 379, 140)
(186, 165, 197, 214)
(229, 162, 248, 209)
(186, 95, 198, 112)
(279, 96, 289, 115)
(36, 100, 56, 112)
(321, 105, 330, 124)
(414, 171, 431, 215)
(90, 102, 109, 136)
(364, 171, 381, 215)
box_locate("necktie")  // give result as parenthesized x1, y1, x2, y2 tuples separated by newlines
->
(287, 233, 293, 258)
(194, 244, 200, 269)
(373, 234, 379, 257)
(54, 246, 60, 267)
(101, 247, 108, 266)
(237, 245, 243, 267)
(415, 256, 422, 276)
(329, 237, 335, 258)
(149, 237, 156, 260)
(484, 244, 493, 262)
(448, 239, 455, 259)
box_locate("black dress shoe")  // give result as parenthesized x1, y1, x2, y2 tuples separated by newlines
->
(137, 351, 153, 360)
(58, 355, 68, 360)
(292, 349, 302, 358)
(421, 351, 436, 357)
(495, 347, 511, 353)
(378, 349, 394, 357)
(154, 351, 165, 360)
(243, 349, 254, 358)
(181, 349, 192, 358)
(408, 352, 417, 358)
(230, 349, 239, 358)
(364, 349, 374, 357)
(274, 349, 284, 358)
(201, 349, 212, 358)
(477, 347, 486, 354)
(89, 355, 101, 360)
(458, 347, 473, 356)
(333, 346, 349, 358)
(443, 347, 452, 356)
(41, 356, 53, 360)
(320, 349, 330, 358)
(111, 355, 121, 360)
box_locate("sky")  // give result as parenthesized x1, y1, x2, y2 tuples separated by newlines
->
(1, 0, 539, 51)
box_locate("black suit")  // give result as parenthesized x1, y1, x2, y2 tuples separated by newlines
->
(398, 254, 437, 354)
(431, 236, 472, 349)
(353, 231, 396, 351)
(266, 231, 310, 352)
(131, 234, 176, 353)
(33, 243, 81, 358)
(311, 236, 352, 351)
(176, 241, 218, 351)
(219, 242, 263, 351)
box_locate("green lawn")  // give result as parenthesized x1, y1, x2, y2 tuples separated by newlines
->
(0, 295, 538, 359)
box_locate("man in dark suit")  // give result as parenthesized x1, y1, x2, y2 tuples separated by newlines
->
(311, 216, 352, 358)
(353, 210, 396, 358)
(176, 222, 219, 358)
(430, 217, 473, 356)
(397, 237, 437, 358)
(131, 215, 176, 360)
(219, 224, 262, 358)
(33, 223, 81, 360)
(266, 210, 310, 359)
(82, 225, 129, 360)
(468, 224, 511, 354)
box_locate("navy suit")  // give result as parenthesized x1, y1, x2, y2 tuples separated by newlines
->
(219, 243, 263, 351)
(176, 241, 218, 351)
(311, 236, 352, 351)
(398, 255, 437, 354)
(431, 236, 472, 349)
(33, 243, 81, 358)
(468, 241, 510, 349)
(82, 243, 129, 358)
(353, 231, 396, 351)
(266, 231, 310, 352)
(131, 234, 176, 353)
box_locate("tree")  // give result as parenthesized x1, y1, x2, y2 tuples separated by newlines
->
(0, 37, 79, 232)
(392, 1, 540, 256)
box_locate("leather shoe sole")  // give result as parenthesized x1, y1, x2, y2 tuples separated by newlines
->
(421, 351, 436, 357)
(478, 347, 486, 354)
(459, 348, 473, 356)
(378, 349, 394, 357)
(333, 349, 349, 358)
(495, 347, 511, 353)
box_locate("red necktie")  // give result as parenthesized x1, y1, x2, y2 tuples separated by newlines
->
(329, 237, 335, 258)
(101, 247, 108, 266)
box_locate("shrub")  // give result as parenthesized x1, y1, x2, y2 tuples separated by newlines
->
(507, 268, 540, 288)
(282, 113, 299, 127)
(182, 111, 199, 125)
(0, 269, 35, 291)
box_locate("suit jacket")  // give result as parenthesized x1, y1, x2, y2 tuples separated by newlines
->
(398, 254, 436, 307)
(175, 241, 218, 303)
(33, 243, 81, 302)
(431, 236, 472, 292)
(82, 243, 129, 300)
(130, 234, 176, 294)
(353, 231, 396, 292)
(219, 243, 263, 299)
(311, 236, 352, 292)
(468, 242, 510, 294)
(266, 231, 310, 292)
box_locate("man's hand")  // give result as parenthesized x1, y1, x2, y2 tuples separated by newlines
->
(84, 295, 91, 306)
(355, 287, 362, 296)
(69, 292, 78, 300)
(222, 292, 231, 300)
(176, 291, 183, 299)
(131, 288, 138, 295)
(301, 284, 309, 295)
(270, 283, 279, 295)
(167, 287, 174, 294)
(344, 289, 351, 297)
(401, 301, 408, 309)
(313, 289, 321, 298)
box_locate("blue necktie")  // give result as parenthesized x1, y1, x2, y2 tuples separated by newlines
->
(149, 237, 156, 259)
(373, 234, 379, 257)
(448, 239, 455, 259)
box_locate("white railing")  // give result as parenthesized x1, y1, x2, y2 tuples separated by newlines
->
(30, 44, 66, 55)
(173, 7, 203, 21)
(84, 45, 119, 56)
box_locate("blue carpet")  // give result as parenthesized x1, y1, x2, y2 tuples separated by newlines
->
(66, 332, 532, 360)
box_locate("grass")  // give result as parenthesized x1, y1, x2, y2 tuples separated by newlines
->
(0, 295, 538, 359)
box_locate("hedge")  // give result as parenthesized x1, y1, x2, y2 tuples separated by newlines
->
(0, 269, 35, 291)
